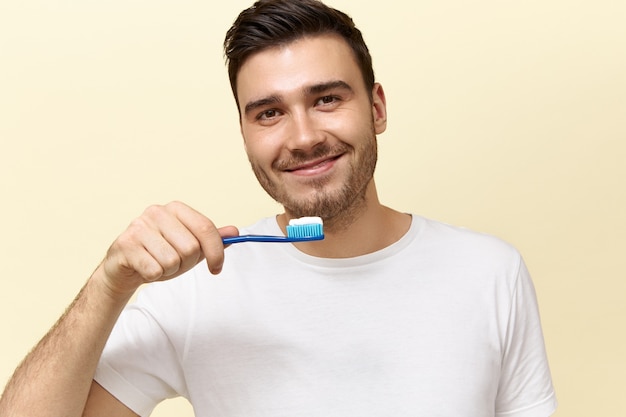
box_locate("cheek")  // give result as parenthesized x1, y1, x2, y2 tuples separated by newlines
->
(242, 127, 266, 159)
(327, 109, 372, 138)
(243, 138, 277, 169)
(243, 125, 289, 162)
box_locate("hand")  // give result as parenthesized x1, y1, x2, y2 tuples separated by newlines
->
(98, 201, 238, 297)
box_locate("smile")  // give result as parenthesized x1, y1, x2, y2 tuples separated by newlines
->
(283, 154, 343, 176)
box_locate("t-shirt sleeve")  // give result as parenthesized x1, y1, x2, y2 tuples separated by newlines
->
(495, 259, 557, 417)
(94, 284, 190, 417)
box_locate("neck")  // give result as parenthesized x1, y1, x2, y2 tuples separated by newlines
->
(277, 180, 411, 258)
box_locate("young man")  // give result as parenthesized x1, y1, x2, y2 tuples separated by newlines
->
(0, 1, 556, 416)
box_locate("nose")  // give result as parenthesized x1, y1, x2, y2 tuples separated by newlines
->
(286, 109, 325, 152)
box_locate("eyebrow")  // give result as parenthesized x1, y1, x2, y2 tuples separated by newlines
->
(306, 80, 354, 96)
(243, 80, 354, 117)
(244, 95, 282, 117)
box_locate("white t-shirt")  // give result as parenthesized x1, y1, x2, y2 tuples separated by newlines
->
(95, 215, 556, 417)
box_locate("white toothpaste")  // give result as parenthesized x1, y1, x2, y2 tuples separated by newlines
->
(289, 216, 323, 225)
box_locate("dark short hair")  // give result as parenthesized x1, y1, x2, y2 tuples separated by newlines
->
(224, 0, 375, 107)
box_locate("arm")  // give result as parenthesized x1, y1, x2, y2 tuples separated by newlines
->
(83, 381, 139, 417)
(0, 202, 237, 417)
(0, 267, 135, 417)
(495, 260, 557, 416)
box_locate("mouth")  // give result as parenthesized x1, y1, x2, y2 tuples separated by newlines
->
(283, 154, 343, 175)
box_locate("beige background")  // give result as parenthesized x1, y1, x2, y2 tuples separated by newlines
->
(1, 0, 624, 416)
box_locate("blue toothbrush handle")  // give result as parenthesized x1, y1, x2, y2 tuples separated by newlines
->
(222, 234, 324, 244)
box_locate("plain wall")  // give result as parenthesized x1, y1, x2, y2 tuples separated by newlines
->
(1, 1, 625, 416)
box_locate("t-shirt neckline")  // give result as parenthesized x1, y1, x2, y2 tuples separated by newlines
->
(263, 214, 422, 268)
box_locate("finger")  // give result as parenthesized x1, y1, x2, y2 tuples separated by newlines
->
(139, 230, 184, 279)
(164, 201, 226, 275)
(105, 218, 170, 284)
(141, 204, 202, 278)
(218, 225, 240, 248)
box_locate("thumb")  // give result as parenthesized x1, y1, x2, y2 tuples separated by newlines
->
(206, 225, 239, 275)
(218, 225, 240, 241)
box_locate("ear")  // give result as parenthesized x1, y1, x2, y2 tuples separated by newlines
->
(371, 83, 387, 135)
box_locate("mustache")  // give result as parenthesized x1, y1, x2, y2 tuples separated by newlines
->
(273, 144, 350, 171)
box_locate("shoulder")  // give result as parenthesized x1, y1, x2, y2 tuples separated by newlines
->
(411, 215, 524, 279)
(417, 216, 519, 254)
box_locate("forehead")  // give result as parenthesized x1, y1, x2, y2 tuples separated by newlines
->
(235, 34, 363, 107)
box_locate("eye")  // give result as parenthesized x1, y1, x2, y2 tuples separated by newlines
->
(257, 109, 280, 121)
(316, 95, 340, 106)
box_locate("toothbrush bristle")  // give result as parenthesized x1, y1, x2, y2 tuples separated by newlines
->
(286, 223, 324, 239)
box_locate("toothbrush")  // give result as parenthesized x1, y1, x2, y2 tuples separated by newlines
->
(222, 216, 324, 244)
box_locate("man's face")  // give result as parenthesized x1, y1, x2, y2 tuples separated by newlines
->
(236, 34, 387, 220)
